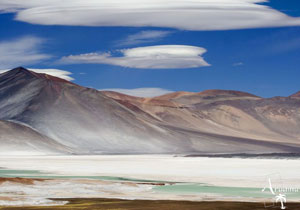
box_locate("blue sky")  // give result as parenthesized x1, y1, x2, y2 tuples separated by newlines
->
(0, 0, 299, 97)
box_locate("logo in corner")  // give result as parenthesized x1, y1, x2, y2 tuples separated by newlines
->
(262, 177, 286, 209)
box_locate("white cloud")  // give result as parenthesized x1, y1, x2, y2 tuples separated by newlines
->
(101, 88, 173, 97)
(117, 30, 172, 46)
(60, 45, 210, 69)
(0, 68, 74, 81)
(0, 0, 300, 30)
(0, 36, 51, 69)
(233, 62, 244, 66)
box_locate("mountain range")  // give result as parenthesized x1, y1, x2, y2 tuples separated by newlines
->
(1, 67, 300, 155)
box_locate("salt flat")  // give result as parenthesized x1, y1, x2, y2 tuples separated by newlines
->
(0, 155, 300, 188)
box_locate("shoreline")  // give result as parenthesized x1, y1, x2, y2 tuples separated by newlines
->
(184, 152, 300, 159)
(1, 198, 300, 210)
(1, 155, 300, 188)
(1, 156, 300, 206)
(1, 176, 300, 205)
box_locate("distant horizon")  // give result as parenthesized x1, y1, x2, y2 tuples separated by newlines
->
(1, 66, 299, 99)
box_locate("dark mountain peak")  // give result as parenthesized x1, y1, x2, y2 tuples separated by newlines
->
(0, 67, 37, 83)
(0, 67, 74, 85)
(2, 66, 34, 76)
(11, 66, 29, 72)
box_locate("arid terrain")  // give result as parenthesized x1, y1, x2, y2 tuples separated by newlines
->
(1, 68, 300, 208)
(1, 67, 300, 155)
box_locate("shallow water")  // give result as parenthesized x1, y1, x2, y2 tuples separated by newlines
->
(0, 169, 164, 182)
(2, 168, 300, 200)
(154, 183, 289, 199)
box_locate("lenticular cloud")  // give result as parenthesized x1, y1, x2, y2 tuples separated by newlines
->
(60, 45, 210, 69)
(0, 0, 300, 30)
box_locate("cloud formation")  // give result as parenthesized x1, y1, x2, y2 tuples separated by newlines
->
(1, 0, 300, 30)
(0, 36, 51, 69)
(101, 88, 173, 97)
(117, 30, 172, 46)
(0, 68, 74, 81)
(233, 62, 244, 66)
(60, 45, 210, 69)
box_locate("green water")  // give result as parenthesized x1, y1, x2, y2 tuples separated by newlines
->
(1, 169, 300, 199)
(154, 183, 267, 198)
(0, 169, 163, 183)
(0, 169, 42, 177)
(154, 183, 300, 199)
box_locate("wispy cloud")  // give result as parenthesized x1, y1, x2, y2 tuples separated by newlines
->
(60, 45, 210, 69)
(101, 87, 173, 97)
(233, 62, 244, 66)
(116, 30, 173, 46)
(269, 37, 300, 54)
(1, 0, 300, 30)
(0, 36, 51, 69)
(0, 68, 74, 81)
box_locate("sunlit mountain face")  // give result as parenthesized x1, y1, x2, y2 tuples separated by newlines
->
(1, 67, 300, 155)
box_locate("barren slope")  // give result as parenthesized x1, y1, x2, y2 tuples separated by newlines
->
(1, 67, 300, 155)
(0, 120, 71, 155)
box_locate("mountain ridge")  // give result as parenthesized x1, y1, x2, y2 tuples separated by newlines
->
(291, 91, 300, 98)
(3, 67, 297, 100)
(1, 67, 300, 155)
(2, 67, 74, 85)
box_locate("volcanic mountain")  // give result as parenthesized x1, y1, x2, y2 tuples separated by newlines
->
(1, 67, 300, 155)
